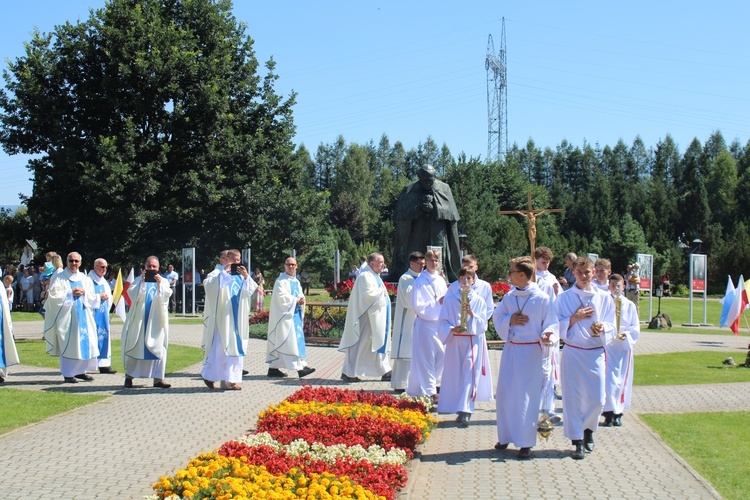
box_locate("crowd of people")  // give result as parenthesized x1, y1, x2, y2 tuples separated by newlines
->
(333, 249, 640, 461)
(0, 247, 640, 462)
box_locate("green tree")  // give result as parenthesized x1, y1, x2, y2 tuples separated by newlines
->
(1, 0, 324, 267)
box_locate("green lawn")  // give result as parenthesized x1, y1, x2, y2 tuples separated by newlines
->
(641, 411, 750, 500)
(2, 340, 204, 435)
(634, 351, 750, 386)
(638, 296, 724, 326)
(14, 339, 204, 373)
(0, 389, 106, 435)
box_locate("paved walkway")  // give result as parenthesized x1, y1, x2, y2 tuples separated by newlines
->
(1, 321, 748, 499)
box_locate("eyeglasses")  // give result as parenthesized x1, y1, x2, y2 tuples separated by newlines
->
(68, 259, 80, 263)
(97, 265, 108, 269)
(285, 263, 297, 267)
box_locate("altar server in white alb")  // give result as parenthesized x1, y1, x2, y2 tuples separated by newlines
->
(201, 249, 257, 390)
(407, 249, 448, 402)
(493, 256, 558, 459)
(88, 258, 116, 374)
(389, 251, 424, 392)
(0, 273, 20, 383)
(556, 256, 616, 460)
(121, 256, 172, 389)
(338, 252, 392, 382)
(266, 257, 316, 379)
(534, 246, 560, 420)
(602, 273, 640, 427)
(43, 252, 100, 383)
(444, 254, 495, 399)
(437, 266, 492, 427)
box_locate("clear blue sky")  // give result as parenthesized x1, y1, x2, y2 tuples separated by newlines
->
(2, 1, 749, 206)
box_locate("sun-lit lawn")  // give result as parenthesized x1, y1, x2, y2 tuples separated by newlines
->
(13, 339, 204, 374)
(2, 340, 204, 435)
(0, 389, 106, 435)
(634, 351, 750, 386)
(641, 411, 750, 500)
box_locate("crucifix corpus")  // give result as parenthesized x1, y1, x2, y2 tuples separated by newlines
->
(499, 191, 563, 280)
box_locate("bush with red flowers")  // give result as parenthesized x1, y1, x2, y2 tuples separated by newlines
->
(491, 281, 511, 301)
(326, 279, 354, 300)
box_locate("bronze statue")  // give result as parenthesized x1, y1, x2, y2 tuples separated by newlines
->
(391, 165, 461, 282)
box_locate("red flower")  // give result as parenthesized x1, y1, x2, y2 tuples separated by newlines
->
(384, 282, 397, 297)
(491, 281, 511, 300)
(218, 442, 407, 500)
(287, 385, 428, 414)
(256, 412, 421, 456)
(325, 279, 354, 300)
(249, 310, 270, 324)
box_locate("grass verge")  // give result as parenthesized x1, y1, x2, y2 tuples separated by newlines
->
(634, 351, 750, 386)
(641, 411, 750, 500)
(0, 389, 107, 434)
(13, 339, 204, 374)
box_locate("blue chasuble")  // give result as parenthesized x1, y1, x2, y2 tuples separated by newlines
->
(93, 282, 110, 359)
(375, 275, 391, 354)
(290, 280, 306, 358)
(230, 275, 245, 356)
(70, 280, 91, 357)
(142, 282, 158, 359)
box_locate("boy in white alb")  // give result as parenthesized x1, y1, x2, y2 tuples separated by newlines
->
(556, 257, 616, 460)
(602, 273, 639, 427)
(494, 256, 558, 459)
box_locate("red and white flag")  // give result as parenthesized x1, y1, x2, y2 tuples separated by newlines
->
(114, 268, 135, 322)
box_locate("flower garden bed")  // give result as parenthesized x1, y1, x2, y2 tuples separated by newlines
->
(150, 386, 436, 499)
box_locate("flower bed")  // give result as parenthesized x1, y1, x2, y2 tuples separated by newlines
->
(151, 386, 436, 499)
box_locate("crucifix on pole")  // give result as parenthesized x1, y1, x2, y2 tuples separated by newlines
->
(499, 191, 563, 280)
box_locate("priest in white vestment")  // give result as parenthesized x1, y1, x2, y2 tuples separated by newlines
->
(338, 252, 392, 381)
(556, 256, 615, 459)
(602, 273, 640, 427)
(121, 256, 172, 389)
(406, 249, 448, 402)
(535, 246, 561, 417)
(88, 258, 116, 374)
(266, 257, 316, 378)
(0, 275, 20, 383)
(437, 267, 492, 426)
(494, 257, 558, 459)
(201, 249, 257, 390)
(389, 252, 424, 392)
(43, 252, 100, 383)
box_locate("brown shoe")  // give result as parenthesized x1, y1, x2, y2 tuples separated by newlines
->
(203, 378, 215, 389)
(153, 380, 171, 389)
(297, 367, 316, 378)
(98, 367, 117, 374)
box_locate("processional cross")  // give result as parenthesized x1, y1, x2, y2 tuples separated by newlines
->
(499, 191, 563, 280)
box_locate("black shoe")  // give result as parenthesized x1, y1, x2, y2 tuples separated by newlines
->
(571, 441, 585, 460)
(124, 376, 133, 388)
(153, 380, 171, 389)
(518, 447, 532, 460)
(267, 368, 287, 378)
(203, 378, 215, 389)
(0, 375, 5, 383)
(340, 373, 360, 382)
(75, 373, 94, 381)
(583, 429, 594, 452)
(242, 370, 249, 376)
(393, 388, 405, 394)
(381, 370, 392, 381)
(613, 414, 623, 427)
(98, 367, 117, 374)
(64, 377, 78, 384)
(298, 367, 316, 378)
(494, 442, 509, 451)
(602, 411, 614, 427)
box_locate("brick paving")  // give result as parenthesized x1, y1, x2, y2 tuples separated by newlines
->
(2, 321, 747, 499)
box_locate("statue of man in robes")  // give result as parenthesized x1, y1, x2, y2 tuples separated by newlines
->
(391, 165, 461, 283)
